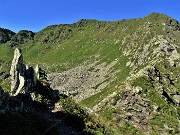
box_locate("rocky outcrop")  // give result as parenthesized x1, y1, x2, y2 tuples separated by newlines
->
(115, 91, 151, 127)
(10, 48, 38, 96)
(10, 48, 26, 95)
(91, 90, 151, 130)
(159, 39, 180, 66)
(9, 30, 35, 47)
(0, 28, 15, 44)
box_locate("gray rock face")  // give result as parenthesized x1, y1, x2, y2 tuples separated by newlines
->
(159, 40, 180, 66)
(10, 48, 26, 95)
(115, 91, 151, 128)
(10, 48, 38, 96)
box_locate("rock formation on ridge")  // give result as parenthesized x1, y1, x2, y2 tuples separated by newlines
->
(10, 48, 38, 96)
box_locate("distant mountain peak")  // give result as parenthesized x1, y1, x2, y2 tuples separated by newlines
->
(145, 12, 172, 21)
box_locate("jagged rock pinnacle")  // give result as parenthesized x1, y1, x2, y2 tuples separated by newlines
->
(10, 48, 26, 95)
(10, 48, 38, 96)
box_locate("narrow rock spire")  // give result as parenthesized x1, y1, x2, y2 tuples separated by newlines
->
(10, 48, 38, 96)
(10, 48, 26, 95)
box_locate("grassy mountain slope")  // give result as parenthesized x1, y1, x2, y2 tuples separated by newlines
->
(0, 12, 180, 134)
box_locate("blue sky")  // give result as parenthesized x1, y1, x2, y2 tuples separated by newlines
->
(0, 0, 179, 32)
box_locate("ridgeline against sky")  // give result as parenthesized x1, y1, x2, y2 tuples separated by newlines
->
(0, 0, 180, 32)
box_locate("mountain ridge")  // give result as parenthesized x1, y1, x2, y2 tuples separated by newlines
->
(0, 12, 177, 34)
(0, 12, 180, 134)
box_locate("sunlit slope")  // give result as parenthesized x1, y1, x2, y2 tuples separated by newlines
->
(0, 13, 180, 107)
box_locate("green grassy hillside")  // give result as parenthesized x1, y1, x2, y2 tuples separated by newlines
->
(0, 12, 180, 134)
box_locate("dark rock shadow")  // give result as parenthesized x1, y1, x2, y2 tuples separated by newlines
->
(0, 83, 93, 135)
